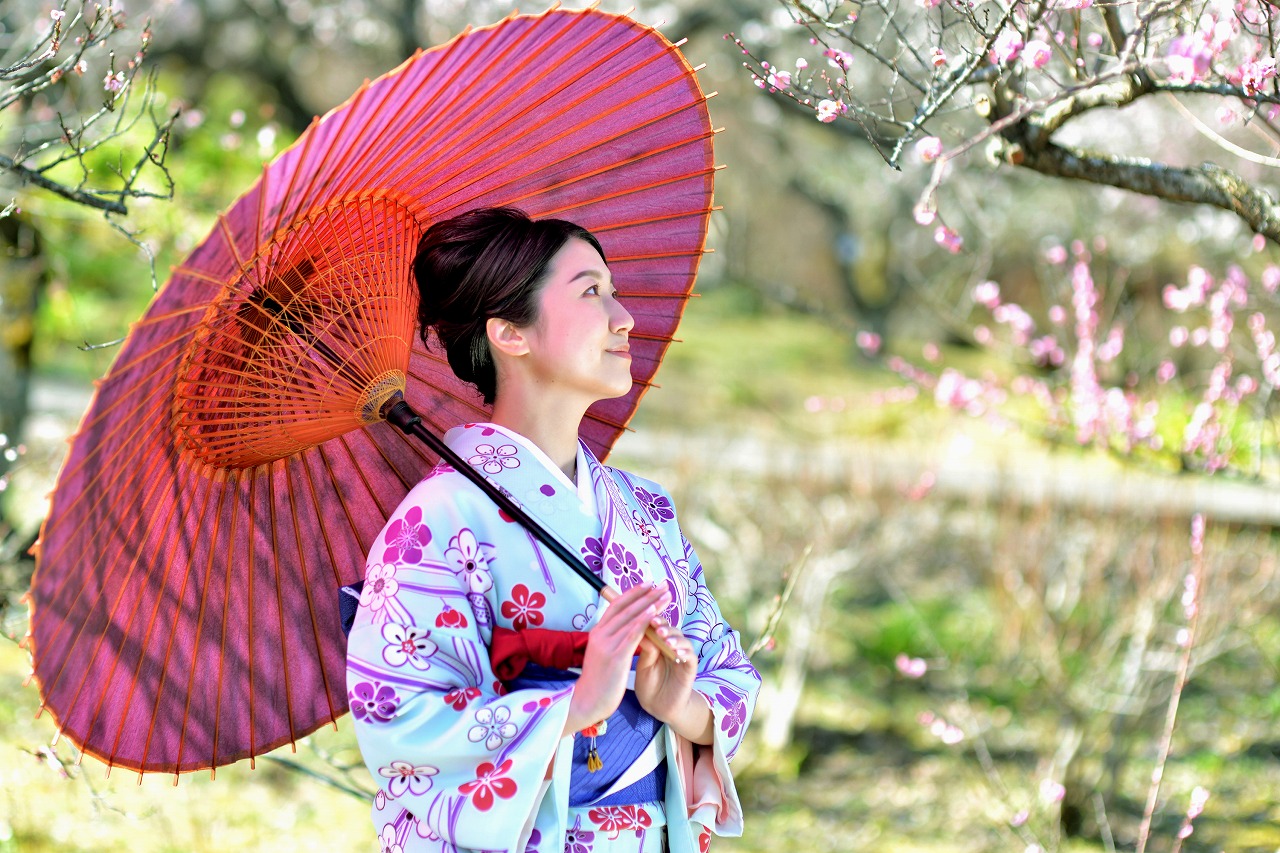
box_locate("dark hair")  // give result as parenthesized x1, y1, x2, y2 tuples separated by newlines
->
(412, 207, 606, 405)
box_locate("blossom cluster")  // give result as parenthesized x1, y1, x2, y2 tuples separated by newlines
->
(867, 243, 1278, 477)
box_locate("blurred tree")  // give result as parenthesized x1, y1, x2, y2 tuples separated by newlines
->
(1, 0, 176, 551)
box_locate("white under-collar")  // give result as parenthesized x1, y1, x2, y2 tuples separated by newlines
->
(471, 423, 597, 516)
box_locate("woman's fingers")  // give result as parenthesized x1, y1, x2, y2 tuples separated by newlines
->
(598, 586, 669, 639)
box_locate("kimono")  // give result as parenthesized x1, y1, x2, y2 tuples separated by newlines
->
(346, 422, 761, 853)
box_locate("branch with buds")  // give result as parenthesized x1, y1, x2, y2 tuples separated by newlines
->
(1, 1, 178, 218)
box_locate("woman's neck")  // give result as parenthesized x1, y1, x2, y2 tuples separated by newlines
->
(488, 390, 584, 482)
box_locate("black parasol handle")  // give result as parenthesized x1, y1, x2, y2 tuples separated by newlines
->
(382, 398, 607, 595)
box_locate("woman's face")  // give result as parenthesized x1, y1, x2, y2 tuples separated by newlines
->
(517, 237, 635, 405)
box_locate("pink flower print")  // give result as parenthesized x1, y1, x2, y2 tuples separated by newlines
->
(445, 529, 493, 595)
(458, 759, 518, 811)
(588, 805, 635, 837)
(698, 826, 712, 853)
(468, 443, 519, 474)
(581, 537, 606, 577)
(435, 606, 468, 629)
(380, 623, 436, 670)
(379, 760, 438, 798)
(500, 583, 546, 630)
(360, 563, 399, 613)
(605, 543, 644, 591)
(715, 686, 747, 739)
(378, 825, 404, 853)
(633, 487, 674, 522)
(443, 686, 481, 711)
(383, 506, 431, 564)
(630, 510, 657, 543)
(467, 705, 519, 749)
(564, 815, 596, 853)
(349, 681, 399, 723)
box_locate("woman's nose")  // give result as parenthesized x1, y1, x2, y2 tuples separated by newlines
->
(610, 296, 634, 335)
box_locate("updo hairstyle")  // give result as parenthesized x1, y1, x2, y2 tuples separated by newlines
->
(412, 207, 606, 405)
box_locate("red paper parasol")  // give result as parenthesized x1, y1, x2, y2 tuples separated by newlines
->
(26, 6, 717, 776)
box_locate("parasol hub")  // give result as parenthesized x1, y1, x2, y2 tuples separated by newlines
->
(170, 193, 421, 471)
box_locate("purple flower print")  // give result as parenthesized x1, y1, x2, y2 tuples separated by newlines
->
(468, 442, 519, 474)
(378, 824, 404, 853)
(564, 815, 595, 853)
(360, 563, 400, 613)
(382, 506, 431, 564)
(572, 602, 598, 631)
(445, 528, 494, 595)
(715, 686, 747, 739)
(523, 828, 542, 853)
(605, 543, 643, 591)
(379, 760, 438, 798)
(633, 487, 674, 522)
(380, 623, 436, 670)
(350, 681, 399, 723)
(581, 537, 606, 577)
(660, 577, 681, 627)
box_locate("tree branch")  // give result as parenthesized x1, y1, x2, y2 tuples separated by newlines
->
(0, 152, 128, 214)
(1015, 141, 1280, 242)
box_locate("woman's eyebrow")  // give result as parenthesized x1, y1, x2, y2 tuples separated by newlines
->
(570, 269, 613, 285)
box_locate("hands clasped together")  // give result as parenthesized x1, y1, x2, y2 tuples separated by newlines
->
(563, 584, 713, 745)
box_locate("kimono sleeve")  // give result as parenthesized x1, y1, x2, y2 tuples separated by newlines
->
(677, 530, 761, 836)
(346, 484, 573, 852)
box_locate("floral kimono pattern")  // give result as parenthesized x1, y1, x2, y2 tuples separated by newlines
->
(346, 423, 760, 853)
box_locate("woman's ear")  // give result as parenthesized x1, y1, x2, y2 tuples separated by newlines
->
(486, 317, 530, 358)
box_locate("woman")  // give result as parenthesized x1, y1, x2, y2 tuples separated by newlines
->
(345, 207, 759, 853)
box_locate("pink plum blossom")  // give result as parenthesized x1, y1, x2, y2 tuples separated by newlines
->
(930, 48, 947, 68)
(103, 71, 125, 93)
(934, 225, 963, 253)
(767, 70, 792, 89)
(1040, 779, 1066, 803)
(990, 30, 1024, 65)
(1165, 33, 1214, 83)
(916, 136, 943, 162)
(823, 47, 853, 69)
(815, 99, 840, 122)
(973, 281, 1000, 308)
(1024, 39, 1052, 69)
(895, 653, 928, 677)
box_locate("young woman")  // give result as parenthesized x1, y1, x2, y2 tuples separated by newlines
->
(345, 207, 759, 853)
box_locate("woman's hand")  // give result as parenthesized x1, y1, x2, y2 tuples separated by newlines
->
(563, 584, 670, 736)
(634, 622, 713, 744)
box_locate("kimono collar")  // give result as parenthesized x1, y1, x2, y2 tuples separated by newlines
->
(444, 422, 598, 518)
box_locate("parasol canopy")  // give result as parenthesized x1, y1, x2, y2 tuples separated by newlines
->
(26, 5, 717, 776)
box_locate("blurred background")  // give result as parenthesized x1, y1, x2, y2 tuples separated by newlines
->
(2, 0, 1278, 850)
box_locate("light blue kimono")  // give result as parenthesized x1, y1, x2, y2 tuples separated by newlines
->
(346, 422, 760, 853)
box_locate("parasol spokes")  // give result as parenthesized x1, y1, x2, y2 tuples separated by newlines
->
(171, 192, 421, 471)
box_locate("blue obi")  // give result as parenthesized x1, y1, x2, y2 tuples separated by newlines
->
(508, 663, 667, 807)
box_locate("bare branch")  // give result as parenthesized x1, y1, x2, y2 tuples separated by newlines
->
(1014, 141, 1280, 242)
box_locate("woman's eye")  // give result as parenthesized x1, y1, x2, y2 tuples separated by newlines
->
(585, 284, 600, 296)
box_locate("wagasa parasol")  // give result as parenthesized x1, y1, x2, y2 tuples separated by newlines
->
(26, 5, 718, 777)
